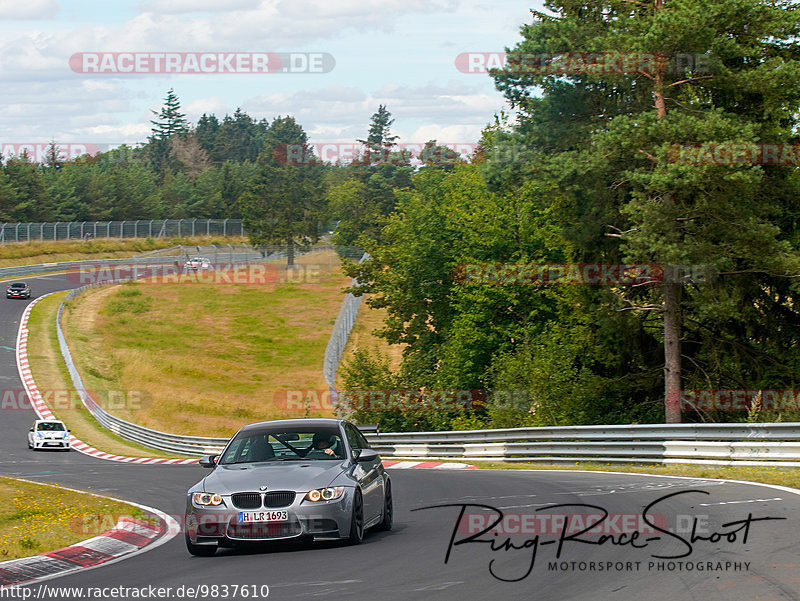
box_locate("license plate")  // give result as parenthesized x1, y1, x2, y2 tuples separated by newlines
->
(238, 510, 288, 523)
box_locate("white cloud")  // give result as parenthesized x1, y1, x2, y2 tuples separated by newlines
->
(86, 123, 151, 138)
(0, 0, 59, 20)
(184, 97, 229, 119)
(407, 123, 484, 145)
(137, 0, 261, 14)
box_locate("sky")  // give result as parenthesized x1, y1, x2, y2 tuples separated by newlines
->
(0, 0, 546, 156)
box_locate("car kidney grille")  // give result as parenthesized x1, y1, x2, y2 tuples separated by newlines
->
(226, 520, 301, 540)
(231, 493, 262, 509)
(264, 492, 295, 507)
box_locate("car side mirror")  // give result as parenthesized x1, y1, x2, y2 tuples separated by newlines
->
(199, 455, 218, 468)
(355, 449, 378, 462)
(29, 428, 33, 432)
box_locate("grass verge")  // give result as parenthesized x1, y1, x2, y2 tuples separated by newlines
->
(26, 292, 176, 457)
(0, 476, 147, 561)
(457, 459, 800, 489)
(0, 236, 248, 269)
(63, 250, 351, 437)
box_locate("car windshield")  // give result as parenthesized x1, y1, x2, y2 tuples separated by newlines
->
(37, 422, 65, 431)
(220, 427, 344, 464)
(10, 284, 26, 288)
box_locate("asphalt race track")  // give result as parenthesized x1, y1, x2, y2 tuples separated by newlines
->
(1, 273, 799, 601)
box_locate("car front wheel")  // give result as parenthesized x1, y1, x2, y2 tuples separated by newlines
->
(347, 489, 364, 545)
(185, 533, 217, 557)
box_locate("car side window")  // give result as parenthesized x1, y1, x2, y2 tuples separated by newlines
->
(355, 429, 371, 449)
(344, 424, 362, 451)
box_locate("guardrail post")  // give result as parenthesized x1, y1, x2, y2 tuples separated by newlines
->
(120, 221, 125, 239)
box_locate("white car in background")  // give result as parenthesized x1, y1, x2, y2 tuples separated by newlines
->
(28, 419, 71, 450)
(184, 257, 212, 271)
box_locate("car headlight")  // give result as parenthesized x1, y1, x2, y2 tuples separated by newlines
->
(305, 487, 345, 502)
(192, 492, 225, 506)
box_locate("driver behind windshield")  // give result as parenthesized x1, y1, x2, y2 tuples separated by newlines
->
(304, 432, 340, 459)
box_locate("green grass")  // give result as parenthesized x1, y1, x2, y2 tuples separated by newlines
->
(0, 476, 148, 561)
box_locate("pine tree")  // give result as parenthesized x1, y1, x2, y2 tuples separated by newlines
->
(148, 89, 189, 175)
(357, 105, 402, 165)
(491, 0, 800, 422)
(149, 89, 189, 141)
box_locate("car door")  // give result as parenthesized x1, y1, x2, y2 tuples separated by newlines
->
(344, 423, 383, 522)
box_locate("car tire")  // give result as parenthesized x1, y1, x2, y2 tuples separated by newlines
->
(375, 481, 393, 532)
(347, 489, 364, 545)
(185, 533, 217, 557)
(27, 440, 32, 449)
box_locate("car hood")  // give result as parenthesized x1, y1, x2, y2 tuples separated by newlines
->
(201, 461, 349, 494)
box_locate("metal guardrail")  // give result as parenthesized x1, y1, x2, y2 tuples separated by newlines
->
(323, 252, 369, 409)
(365, 424, 800, 467)
(0, 219, 244, 243)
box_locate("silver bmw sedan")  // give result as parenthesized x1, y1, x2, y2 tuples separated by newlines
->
(185, 418, 392, 555)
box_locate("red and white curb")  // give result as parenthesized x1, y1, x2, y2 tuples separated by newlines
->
(0, 480, 180, 589)
(382, 460, 477, 469)
(16, 294, 196, 465)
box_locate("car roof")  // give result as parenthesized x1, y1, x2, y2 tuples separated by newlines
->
(238, 418, 344, 432)
(34, 419, 65, 424)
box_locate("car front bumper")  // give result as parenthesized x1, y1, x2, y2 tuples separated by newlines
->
(32, 438, 70, 449)
(185, 489, 355, 545)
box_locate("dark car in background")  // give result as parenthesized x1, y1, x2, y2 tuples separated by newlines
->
(6, 282, 31, 299)
(185, 418, 392, 556)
